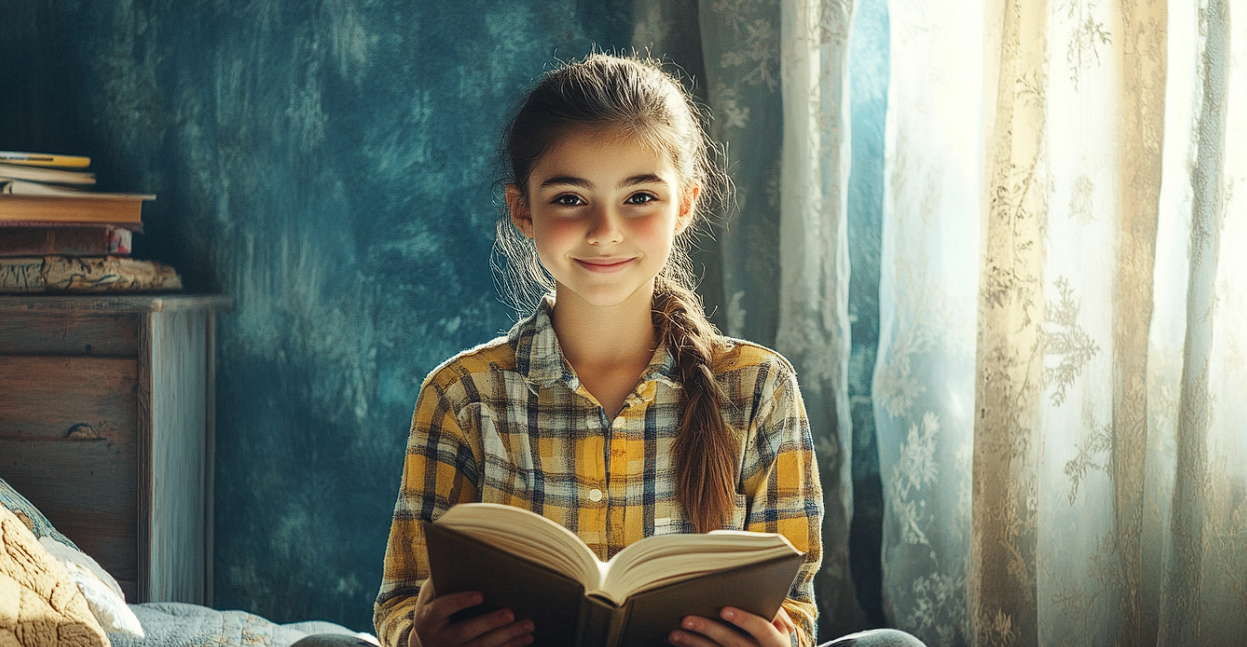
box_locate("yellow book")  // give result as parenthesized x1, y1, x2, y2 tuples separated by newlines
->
(0, 151, 92, 168)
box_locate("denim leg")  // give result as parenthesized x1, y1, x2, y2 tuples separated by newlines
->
(818, 628, 928, 647)
(288, 635, 379, 647)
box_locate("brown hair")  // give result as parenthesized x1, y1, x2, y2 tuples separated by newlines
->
(496, 53, 737, 532)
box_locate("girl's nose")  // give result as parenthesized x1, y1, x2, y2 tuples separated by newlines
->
(586, 208, 624, 245)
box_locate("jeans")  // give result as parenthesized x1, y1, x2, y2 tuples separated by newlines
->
(819, 628, 927, 647)
(291, 627, 927, 647)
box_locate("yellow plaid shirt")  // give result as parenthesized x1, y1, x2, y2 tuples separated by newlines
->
(374, 300, 823, 646)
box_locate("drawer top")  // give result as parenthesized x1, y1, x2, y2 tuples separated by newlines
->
(0, 294, 229, 313)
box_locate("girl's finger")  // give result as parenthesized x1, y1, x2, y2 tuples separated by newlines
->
(463, 618, 535, 647)
(421, 589, 485, 626)
(719, 607, 787, 644)
(670, 615, 755, 647)
(668, 626, 731, 647)
(770, 607, 797, 636)
(445, 609, 525, 646)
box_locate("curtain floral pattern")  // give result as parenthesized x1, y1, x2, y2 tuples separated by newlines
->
(877, 0, 1247, 645)
(635, 0, 1245, 644)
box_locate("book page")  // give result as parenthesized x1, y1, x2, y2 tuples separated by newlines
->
(435, 503, 603, 590)
(596, 530, 800, 602)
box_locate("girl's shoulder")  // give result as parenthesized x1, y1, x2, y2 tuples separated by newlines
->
(419, 334, 518, 392)
(710, 336, 799, 381)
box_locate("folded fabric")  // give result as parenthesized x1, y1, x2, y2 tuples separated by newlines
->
(0, 256, 182, 293)
(39, 540, 144, 639)
(0, 478, 143, 638)
(0, 505, 110, 647)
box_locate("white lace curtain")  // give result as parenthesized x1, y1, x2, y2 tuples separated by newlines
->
(877, 0, 1247, 645)
(635, 0, 1246, 644)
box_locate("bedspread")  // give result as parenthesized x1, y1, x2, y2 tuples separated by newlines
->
(107, 603, 373, 647)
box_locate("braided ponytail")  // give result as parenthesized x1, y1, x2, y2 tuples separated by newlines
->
(497, 53, 737, 532)
(653, 277, 738, 533)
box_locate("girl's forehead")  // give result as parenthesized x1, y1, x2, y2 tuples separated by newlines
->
(532, 127, 680, 177)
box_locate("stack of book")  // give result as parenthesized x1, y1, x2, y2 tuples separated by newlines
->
(0, 150, 181, 294)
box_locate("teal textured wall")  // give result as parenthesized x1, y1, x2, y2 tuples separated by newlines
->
(1, 0, 631, 630)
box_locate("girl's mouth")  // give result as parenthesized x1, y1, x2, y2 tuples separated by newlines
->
(575, 257, 635, 272)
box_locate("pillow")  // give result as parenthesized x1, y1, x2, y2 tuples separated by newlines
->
(0, 477, 77, 550)
(39, 540, 144, 638)
(0, 478, 144, 638)
(0, 504, 110, 647)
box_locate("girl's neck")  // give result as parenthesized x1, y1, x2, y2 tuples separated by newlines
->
(549, 282, 657, 415)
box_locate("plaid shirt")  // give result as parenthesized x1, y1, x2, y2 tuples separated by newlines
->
(374, 300, 823, 646)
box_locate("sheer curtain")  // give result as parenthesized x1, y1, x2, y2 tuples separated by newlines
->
(634, 0, 1245, 644)
(633, 0, 871, 639)
(877, 1, 1247, 646)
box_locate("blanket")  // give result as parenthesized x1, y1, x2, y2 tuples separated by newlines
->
(0, 506, 109, 647)
(107, 603, 376, 647)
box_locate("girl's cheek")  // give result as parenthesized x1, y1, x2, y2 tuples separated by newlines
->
(631, 216, 680, 247)
(532, 218, 577, 249)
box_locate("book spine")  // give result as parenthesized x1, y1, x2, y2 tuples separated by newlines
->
(575, 596, 624, 647)
(0, 195, 144, 224)
(0, 226, 131, 257)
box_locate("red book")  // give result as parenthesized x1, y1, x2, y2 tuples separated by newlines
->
(0, 223, 134, 257)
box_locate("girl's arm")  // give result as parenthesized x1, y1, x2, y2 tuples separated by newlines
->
(374, 372, 483, 647)
(742, 361, 823, 646)
(676, 357, 823, 647)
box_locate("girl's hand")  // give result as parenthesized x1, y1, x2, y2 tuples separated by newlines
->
(408, 580, 535, 647)
(667, 606, 796, 647)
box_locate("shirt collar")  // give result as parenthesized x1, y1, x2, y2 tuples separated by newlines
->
(509, 296, 681, 392)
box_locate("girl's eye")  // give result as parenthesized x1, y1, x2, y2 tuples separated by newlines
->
(625, 192, 658, 205)
(552, 194, 584, 207)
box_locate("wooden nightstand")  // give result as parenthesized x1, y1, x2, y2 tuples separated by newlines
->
(0, 294, 226, 604)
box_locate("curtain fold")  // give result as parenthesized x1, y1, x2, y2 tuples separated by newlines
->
(776, 0, 868, 637)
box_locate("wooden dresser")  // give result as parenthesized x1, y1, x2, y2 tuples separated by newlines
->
(0, 294, 226, 604)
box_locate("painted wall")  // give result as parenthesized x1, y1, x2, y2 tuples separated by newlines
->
(1, 0, 631, 630)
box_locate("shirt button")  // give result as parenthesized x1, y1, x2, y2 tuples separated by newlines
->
(588, 488, 603, 502)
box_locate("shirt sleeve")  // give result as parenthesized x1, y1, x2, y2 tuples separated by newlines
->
(373, 372, 480, 647)
(739, 360, 823, 647)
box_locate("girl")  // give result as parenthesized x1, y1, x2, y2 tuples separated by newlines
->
(370, 54, 923, 647)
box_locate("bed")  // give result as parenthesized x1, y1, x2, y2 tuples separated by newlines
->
(1, 476, 378, 647)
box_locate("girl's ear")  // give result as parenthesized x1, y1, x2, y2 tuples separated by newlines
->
(506, 185, 534, 238)
(676, 183, 700, 235)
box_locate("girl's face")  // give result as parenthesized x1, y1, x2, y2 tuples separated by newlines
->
(507, 127, 696, 311)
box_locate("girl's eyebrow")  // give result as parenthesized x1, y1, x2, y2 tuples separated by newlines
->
(538, 173, 670, 189)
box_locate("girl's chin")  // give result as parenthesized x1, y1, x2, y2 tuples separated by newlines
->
(553, 282, 657, 310)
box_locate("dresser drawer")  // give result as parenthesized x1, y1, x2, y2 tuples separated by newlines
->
(0, 355, 138, 440)
(0, 295, 223, 605)
(0, 354, 141, 599)
(0, 310, 138, 356)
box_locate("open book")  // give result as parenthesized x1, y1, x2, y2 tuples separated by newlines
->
(424, 503, 805, 647)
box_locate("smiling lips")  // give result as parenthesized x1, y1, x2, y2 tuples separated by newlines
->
(575, 257, 635, 272)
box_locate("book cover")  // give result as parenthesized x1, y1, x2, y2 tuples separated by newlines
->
(0, 162, 95, 185)
(0, 151, 92, 168)
(423, 507, 804, 647)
